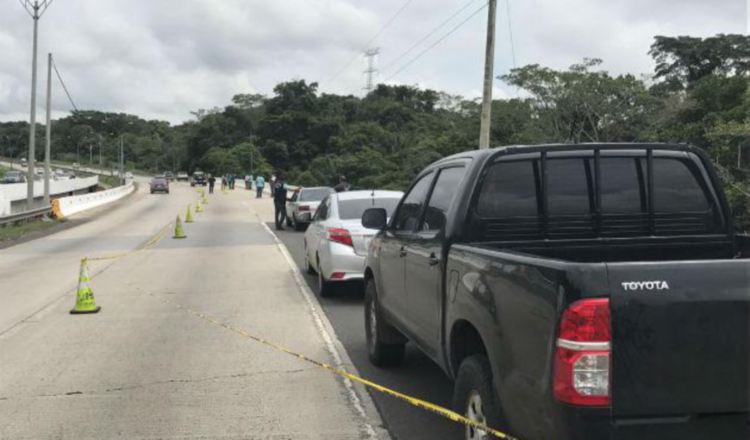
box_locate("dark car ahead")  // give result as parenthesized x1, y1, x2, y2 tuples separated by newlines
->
(362, 143, 749, 440)
(190, 171, 206, 187)
(149, 176, 169, 194)
(164, 171, 174, 181)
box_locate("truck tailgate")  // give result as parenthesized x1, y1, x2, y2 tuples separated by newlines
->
(607, 259, 749, 417)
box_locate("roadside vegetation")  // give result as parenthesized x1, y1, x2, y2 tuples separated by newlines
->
(1, 34, 748, 227)
(0, 218, 64, 245)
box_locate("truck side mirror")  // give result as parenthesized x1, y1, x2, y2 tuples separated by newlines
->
(362, 208, 387, 230)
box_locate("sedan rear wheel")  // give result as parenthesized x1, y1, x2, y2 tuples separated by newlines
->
(304, 243, 315, 274)
(317, 256, 333, 297)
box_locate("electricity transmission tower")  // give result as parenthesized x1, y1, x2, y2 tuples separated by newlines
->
(19, 0, 55, 209)
(363, 48, 380, 93)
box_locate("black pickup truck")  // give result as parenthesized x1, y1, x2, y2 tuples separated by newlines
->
(361, 143, 749, 440)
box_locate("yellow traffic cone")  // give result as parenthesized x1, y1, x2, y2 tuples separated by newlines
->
(186, 204, 194, 223)
(70, 258, 101, 314)
(196, 200, 204, 213)
(173, 215, 187, 239)
(202, 195, 208, 204)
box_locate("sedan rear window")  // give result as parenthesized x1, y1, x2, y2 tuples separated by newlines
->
(300, 188, 333, 202)
(338, 197, 401, 220)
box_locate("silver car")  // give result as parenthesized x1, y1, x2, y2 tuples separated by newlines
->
(304, 190, 403, 296)
(286, 186, 334, 231)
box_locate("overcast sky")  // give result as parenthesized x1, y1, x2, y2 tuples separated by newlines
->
(0, 0, 745, 124)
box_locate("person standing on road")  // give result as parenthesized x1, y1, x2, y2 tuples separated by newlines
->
(208, 174, 216, 194)
(334, 175, 350, 193)
(255, 175, 265, 198)
(273, 174, 288, 230)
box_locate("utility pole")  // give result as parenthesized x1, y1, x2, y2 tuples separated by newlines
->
(119, 135, 124, 185)
(43, 52, 51, 205)
(20, 0, 54, 209)
(363, 48, 380, 93)
(478, 0, 497, 149)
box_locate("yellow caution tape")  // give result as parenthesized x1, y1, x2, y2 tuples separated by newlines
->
(160, 297, 520, 440)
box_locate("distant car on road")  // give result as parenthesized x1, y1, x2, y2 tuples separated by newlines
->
(1, 170, 26, 184)
(286, 186, 334, 231)
(72, 162, 80, 169)
(164, 171, 174, 181)
(149, 176, 169, 194)
(176, 171, 189, 181)
(190, 171, 206, 187)
(125, 172, 134, 180)
(304, 190, 403, 296)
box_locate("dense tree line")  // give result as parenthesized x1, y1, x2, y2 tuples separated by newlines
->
(1, 34, 748, 227)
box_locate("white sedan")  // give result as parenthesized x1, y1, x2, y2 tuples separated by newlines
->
(304, 190, 403, 296)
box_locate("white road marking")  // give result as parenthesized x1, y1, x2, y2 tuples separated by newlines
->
(259, 219, 383, 440)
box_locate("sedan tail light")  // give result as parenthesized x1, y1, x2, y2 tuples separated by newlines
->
(327, 228, 353, 247)
(553, 298, 611, 406)
(298, 205, 310, 212)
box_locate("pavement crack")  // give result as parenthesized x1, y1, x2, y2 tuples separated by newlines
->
(0, 368, 312, 401)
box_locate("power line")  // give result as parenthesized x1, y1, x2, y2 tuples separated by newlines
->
(386, 2, 488, 81)
(52, 59, 78, 111)
(328, 0, 414, 82)
(380, 0, 481, 74)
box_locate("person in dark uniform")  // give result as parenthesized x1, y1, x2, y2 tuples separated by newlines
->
(273, 174, 288, 230)
(334, 175, 350, 193)
(207, 174, 216, 194)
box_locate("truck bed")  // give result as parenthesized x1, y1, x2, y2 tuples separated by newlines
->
(472, 234, 750, 263)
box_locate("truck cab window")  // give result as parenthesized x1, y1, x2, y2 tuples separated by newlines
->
(547, 159, 590, 215)
(476, 160, 537, 217)
(421, 166, 465, 232)
(653, 158, 710, 212)
(392, 172, 434, 231)
(600, 158, 643, 213)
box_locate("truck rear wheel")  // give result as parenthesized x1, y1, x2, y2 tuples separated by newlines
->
(453, 355, 504, 440)
(364, 279, 405, 367)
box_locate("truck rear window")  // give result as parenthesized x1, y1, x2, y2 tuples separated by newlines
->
(472, 153, 719, 240)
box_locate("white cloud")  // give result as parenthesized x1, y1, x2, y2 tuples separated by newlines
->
(0, 0, 744, 124)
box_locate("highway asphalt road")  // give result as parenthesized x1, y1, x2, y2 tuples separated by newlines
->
(271, 224, 461, 440)
(0, 184, 388, 440)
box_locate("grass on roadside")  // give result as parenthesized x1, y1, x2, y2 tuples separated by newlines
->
(0, 218, 65, 243)
(0, 165, 7, 179)
(98, 175, 121, 189)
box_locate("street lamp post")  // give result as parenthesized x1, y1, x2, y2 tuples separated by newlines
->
(19, 0, 54, 209)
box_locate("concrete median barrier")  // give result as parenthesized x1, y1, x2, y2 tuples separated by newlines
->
(54, 181, 135, 218)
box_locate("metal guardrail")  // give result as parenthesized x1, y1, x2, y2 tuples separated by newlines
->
(0, 206, 52, 226)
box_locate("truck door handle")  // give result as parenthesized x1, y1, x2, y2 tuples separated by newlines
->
(429, 255, 440, 266)
(399, 247, 407, 257)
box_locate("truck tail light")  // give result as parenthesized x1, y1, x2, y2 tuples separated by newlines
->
(553, 298, 611, 406)
(327, 228, 353, 247)
(298, 205, 310, 212)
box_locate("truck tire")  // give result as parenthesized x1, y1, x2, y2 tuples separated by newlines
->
(294, 220, 305, 231)
(364, 279, 405, 367)
(453, 355, 504, 440)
